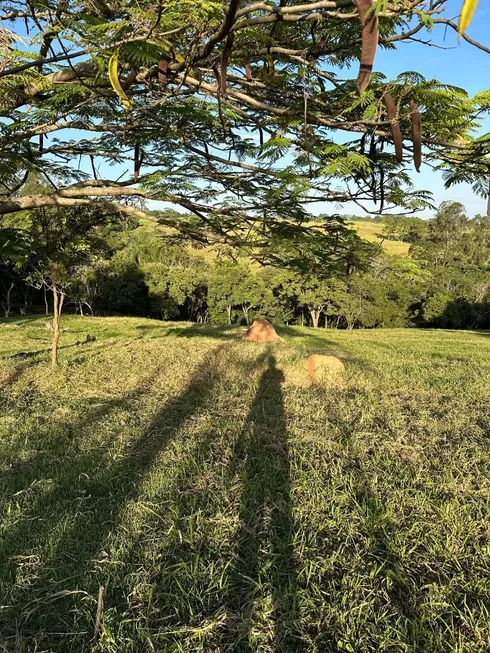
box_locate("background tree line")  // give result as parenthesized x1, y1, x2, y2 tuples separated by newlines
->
(2, 200, 490, 332)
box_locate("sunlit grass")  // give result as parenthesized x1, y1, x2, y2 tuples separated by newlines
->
(1, 316, 490, 651)
(350, 220, 411, 256)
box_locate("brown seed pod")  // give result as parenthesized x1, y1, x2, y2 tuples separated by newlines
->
(245, 61, 252, 81)
(158, 56, 171, 89)
(410, 101, 422, 172)
(122, 68, 138, 91)
(220, 34, 234, 94)
(134, 143, 143, 181)
(355, 0, 378, 95)
(487, 181, 490, 217)
(383, 91, 403, 163)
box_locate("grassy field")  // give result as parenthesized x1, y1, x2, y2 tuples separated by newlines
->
(1, 316, 490, 652)
(349, 221, 410, 256)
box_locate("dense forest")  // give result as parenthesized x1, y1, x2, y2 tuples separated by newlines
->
(2, 198, 489, 330)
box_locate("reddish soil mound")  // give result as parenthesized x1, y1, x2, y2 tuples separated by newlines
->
(305, 354, 345, 383)
(242, 319, 283, 343)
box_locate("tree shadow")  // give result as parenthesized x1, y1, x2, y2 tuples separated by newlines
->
(0, 344, 231, 651)
(221, 351, 303, 652)
(175, 323, 241, 340)
(276, 325, 351, 358)
(330, 398, 426, 650)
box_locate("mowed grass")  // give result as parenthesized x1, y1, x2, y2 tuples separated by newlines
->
(1, 316, 490, 652)
(350, 221, 410, 256)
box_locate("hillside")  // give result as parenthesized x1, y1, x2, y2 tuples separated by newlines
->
(349, 220, 411, 256)
(1, 316, 490, 651)
(137, 215, 410, 261)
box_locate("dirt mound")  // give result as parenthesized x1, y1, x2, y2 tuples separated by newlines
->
(305, 354, 344, 383)
(242, 319, 283, 343)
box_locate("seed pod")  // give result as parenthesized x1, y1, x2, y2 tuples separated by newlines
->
(379, 165, 385, 212)
(220, 34, 234, 94)
(267, 53, 275, 75)
(158, 59, 169, 88)
(487, 181, 490, 217)
(410, 101, 422, 172)
(39, 134, 43, 154)
(134, 143, 143, 181)
(383, 91, 403, 162)
(108, 51, 130, 113)
(355, 0, 378, 95)
(245, 61, 252, 81)
(359, 133, 367, 156)
(122, 68, 138, 91)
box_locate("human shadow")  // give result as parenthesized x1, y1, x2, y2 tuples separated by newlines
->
(221, 352, 303, 652)
(0, 344, 231, 651)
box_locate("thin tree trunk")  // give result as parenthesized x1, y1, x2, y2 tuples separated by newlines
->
(3, 282, 14, 318)
(19, 294, 28, 315)
(242, 306, 250, 325)
(44, 284, 49, 315)
(310, 309, 320, 328)
(51, 285, 64, 367)
(226, 304, 232, 325)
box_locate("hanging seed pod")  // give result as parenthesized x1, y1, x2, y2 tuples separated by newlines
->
(158, 53, 172, 89)
(39, 133, 44, 154)
(158, 60, 169, 88)
(383, 91, 403, 162)
(359, 132, 367, 156)
(379, 165, 385, 212)
(245, 61, 252, 81)
(220, 34, 234, 94)
(410, 101, 422, 172)
(134, 143, 143, 181)
(122, 68, 138, 91)
(355, 0, 378, 95)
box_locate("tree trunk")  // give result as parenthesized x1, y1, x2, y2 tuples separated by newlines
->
(51, 285, 65, 367)
(226, 304, 232, 325)
(44, 284, 49, 315)
(19, 295, 28, 315)
(310, 309, 320, 328)
(2, 282, 14, 318)
(242, 305, 250, 325)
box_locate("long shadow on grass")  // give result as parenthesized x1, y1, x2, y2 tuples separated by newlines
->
(0, 344, 229, 651)
(221, 352, 303, 652)
(332, 397, 425, 650)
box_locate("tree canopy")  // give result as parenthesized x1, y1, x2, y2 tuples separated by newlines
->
(1, 0, 490, 263)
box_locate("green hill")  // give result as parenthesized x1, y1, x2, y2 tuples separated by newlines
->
(137, 214, 410, 261)
(349, 220, 411, 256)
(1, 316, 490, 651)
